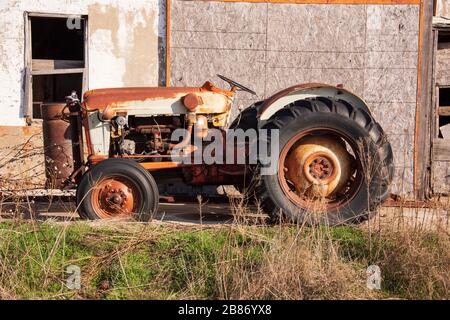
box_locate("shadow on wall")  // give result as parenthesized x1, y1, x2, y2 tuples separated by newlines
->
(20, 68, 27, 120)
(158, 0, 168, 87)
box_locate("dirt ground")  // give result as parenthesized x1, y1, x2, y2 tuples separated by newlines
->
(0, 199, 246, 224)
(0, 198, 448, 232)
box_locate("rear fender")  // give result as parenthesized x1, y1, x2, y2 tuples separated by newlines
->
(257, 83, 372, 123)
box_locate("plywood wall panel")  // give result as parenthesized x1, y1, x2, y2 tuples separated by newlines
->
(169, 1, 421, 196)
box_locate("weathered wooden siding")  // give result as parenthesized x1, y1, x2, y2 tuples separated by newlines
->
(436, 43, 450, 85)
(432, 9, 450, 194)
(170, 1, 421, 196)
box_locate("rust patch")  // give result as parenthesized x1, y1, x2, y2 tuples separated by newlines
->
(83, 82, 233, 110)
(278, 128, 363, 211)
(84, 87, 200, 110)
(183, 93, 203, 111)
(41, 103, 76, 189)
(92, 176, 140, 218)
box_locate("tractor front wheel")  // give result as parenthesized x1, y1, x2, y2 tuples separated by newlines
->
(76, 158, 159, 221)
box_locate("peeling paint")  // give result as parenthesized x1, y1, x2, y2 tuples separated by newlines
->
(88, 2, 160, 88)
(122, 9, 159, 86)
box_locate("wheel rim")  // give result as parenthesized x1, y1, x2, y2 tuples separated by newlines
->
(278, 128, 363, 211)
(91, 176, 142, 218)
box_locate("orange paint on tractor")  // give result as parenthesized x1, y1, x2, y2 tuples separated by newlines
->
(83, 82, 233, 111)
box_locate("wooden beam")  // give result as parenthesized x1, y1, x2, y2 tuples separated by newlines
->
(208, 0, 420, 3)
(31, 68, 85, 76)
(433, 139, 450, 161)
(24, 12, 32, 121)
(414, 0, 434, 199)
(166, 0, 171, 87)
(32, 59, 84, 71)
(27, 12, 85, 19)
(433, 16, 450, 29)
(439, 106, 450, 116)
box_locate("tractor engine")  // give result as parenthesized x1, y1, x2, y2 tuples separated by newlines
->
(109, 114, 215, 157)
(110, 115, 185, 157)
(108, 113, 244, 186)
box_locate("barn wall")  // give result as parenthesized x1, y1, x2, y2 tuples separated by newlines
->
(170, 1, 421, 196)
(0, 0, 427, 197)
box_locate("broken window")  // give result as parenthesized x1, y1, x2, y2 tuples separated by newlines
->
(436, 30, 450, 139)
(26, 14, 87, 120)
(437, 87, 450, 139)
(432, 26, 450, 193)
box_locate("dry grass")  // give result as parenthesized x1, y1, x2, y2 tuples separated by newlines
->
(0, 137, 448, 300)
(0, 206, 448, 300)
(215, 226, 371, 300)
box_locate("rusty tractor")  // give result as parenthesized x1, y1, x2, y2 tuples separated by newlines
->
(43, 75, 394, 225)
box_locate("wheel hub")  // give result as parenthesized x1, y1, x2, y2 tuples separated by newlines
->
(308, 155, 334, 181)
(94, 179, 136, 217)
(111, 195, 122, 205)
(283, 135, 352, 198)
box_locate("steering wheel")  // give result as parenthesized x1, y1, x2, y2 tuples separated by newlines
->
(217, 74, 257, 96)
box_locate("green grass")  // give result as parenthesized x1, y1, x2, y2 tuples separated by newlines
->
(0, 221, 447, 300)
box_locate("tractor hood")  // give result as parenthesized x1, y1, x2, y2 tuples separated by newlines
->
(83, 81, 234, 113)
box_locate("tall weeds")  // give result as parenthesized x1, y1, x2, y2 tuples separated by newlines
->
(0, 216, 447, 300)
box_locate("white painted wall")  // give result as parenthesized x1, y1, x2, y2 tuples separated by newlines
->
(436, 0, 450, 17)
(0, 0, 164, 126)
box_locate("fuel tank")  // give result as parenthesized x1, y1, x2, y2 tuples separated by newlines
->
(41, 103, 82, 189)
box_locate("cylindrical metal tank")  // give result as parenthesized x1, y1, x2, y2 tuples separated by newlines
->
(41, 103, 76, 189)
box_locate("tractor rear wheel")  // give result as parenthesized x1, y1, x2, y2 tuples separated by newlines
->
(76, 158, 159, 221)
(229, 104, 259, 195)
(258, 97, 394, 225)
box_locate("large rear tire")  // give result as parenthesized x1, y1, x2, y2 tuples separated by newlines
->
(229, 104, 260, 195)
(258, 97, 394, 225)
(76, 158, 159, 222)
